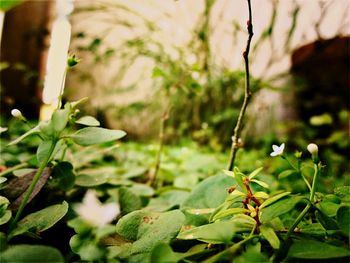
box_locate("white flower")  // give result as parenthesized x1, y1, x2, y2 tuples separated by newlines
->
(270, 143, 285, 157)
(307, 143, 318, 155)
(0, 127, 8, 134)
(75, 190, 120, 227)
(11, 109, 22, 118)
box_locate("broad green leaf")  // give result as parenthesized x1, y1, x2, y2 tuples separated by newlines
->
(52, 108, 70, 133)
(319, 201, 341, 217)
(7, 125, 40, 146)
(51, 161, 75, 191)
(10, 201, 68, 237)
(128, 183, 154, 197)
(116, 209, 185, 256)
(75, 173, 109, 187)
(70, 127, 126, 146)
(260, 196, 303, 223)
(70, 235, 106, 261)
(119, 187, 142, 214)
(0, 245, 64, 263)
(259, 192, 291, 209)
(186, 208, 215, 215)
(75, 116, 100, 126)
(0, 211, 11, 225)
(260, 225, 280, 249)
(288, 239, 350, 259)
(150, 243, 182, 263)
(181, 174, 235, 209)
(147, 190, 189, 212)
(177, 221, 237, 244)
(235, 243, 268, 263)
(248, 167, 263, 179)
(337, 206, 350, 237)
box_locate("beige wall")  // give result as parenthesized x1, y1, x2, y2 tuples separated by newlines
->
(66, 0, 349, 133)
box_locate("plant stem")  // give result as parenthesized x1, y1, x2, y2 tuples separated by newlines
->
(282, 156, 311, 191)
(9, 140, 57, 232)
(227, 0, 254, 171)
(285, 162, 320, 239)
(0, 162, 28, 177)
(149, 108, 169, 187)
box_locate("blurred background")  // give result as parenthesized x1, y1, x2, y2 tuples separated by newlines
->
(0, 0, 349, 170)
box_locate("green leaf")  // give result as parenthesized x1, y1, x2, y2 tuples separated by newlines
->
(70, 127, 126, 146)
(36, 139, 63, 164)
(119, 187, 142, 214)
(178, 216, 255, 244)
(0, 177, 7, 184)
(12, 169, 36, 177)
(7, 125, 40, 146)
(260, 225, 280, 249)
(52, 108, 70, 134)
(116, 210, 185, 256)
(334, 186, 350, 202)
(0, 245, 64, 263)
(259, 192, 291, 209)
(233, 167, 246, 192)
(75, 116, 100, 126)
(288, 239, 350, 259)
(150, 243, 182, 263)
(177, 221, 237, 244)
(0, 211, 11, 225)
(212, 208, 248, 221)
(10, 201, 68, 238)
(181, 174, 235, 209)
(248, 167, 263, 179)
(75, 173, 109, 187)
(337, 206, 350, 237)
(278, 169, 296, 179)
(0, 0, 24, 11)
(51, 161, 75, 191)
(260, 196, 303, 223)
(250, 179, 269, 189)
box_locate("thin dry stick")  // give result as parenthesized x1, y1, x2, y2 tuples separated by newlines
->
(227, 0, 254, 171)
(149, 106, 170, 187)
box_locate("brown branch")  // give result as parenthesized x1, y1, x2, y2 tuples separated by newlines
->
(227, 0, 254, 171)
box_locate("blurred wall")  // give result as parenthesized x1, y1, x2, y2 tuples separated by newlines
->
(66, 0, 349, 136)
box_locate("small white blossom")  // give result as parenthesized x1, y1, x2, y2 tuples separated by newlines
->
(307, 143, 318, 155)
(0, 127, 8, 134)
(11, 109, 22, 118)
(270, 143, 285, 157)
(75, 190, 120, 227)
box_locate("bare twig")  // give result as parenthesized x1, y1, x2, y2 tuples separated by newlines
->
(227, 0, 254, 171)
(148, 106, 170, 187)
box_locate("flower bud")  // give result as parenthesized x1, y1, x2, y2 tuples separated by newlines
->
(67, 54, 80, 68)
(307, 143, 319, 163)
(11, 109, 23, 119)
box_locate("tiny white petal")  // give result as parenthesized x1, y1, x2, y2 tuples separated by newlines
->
(75, 190, 120, 227)
(272, 145, 279, 151)
(11, 109, 22, 118)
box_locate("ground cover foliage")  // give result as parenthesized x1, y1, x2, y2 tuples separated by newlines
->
(0, 117, 349, 262)
(0, 0, 349, 262)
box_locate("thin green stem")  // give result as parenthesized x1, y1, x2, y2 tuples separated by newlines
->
(0, 162, 28, 177)
(9, 140, 57, 233)
(286, 162, 319, 239)
(309, 163, 319, 202)
(281, 156, 311, 191)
